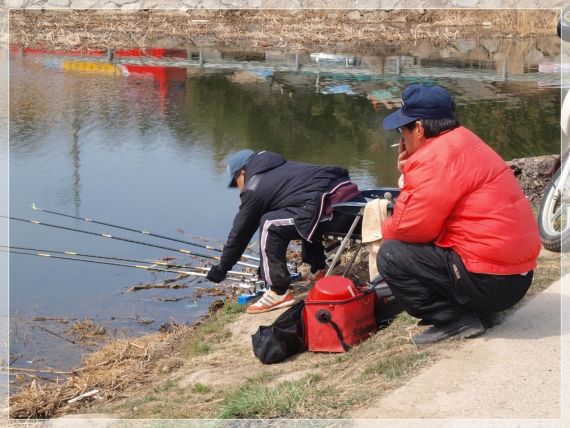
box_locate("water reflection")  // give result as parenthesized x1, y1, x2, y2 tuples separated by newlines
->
(8, 38, 561, 371)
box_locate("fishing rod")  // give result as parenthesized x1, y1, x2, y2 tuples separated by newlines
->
(1, 245, 254, 277)
(31, 203, 261, 262)
(2, 249, 250, 282)
(1, 215, 258, 269)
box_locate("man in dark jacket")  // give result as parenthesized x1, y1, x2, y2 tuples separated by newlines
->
(207, 149, 359, 314)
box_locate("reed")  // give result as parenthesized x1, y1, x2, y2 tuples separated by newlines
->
(8, 9, 559, 51)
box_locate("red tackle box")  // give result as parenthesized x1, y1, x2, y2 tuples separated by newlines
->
(305, 276, 377, 353)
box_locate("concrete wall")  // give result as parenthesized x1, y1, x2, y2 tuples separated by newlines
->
(0, 0, 566, 9)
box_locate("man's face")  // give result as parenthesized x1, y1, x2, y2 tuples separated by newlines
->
(399, 121, 424, 156)
(236, 170, 245, 191)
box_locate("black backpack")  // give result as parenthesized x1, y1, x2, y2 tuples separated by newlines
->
(370, 275, 404, 326)
(251, 300, 307, 364)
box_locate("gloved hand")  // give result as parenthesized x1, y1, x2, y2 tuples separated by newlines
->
(206, 264, 228, 283)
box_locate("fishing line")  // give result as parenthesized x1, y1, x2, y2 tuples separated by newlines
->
(1, 215, 258, 269)
(31, 203, 260, 262)
(3, 248, 248, 282)
(1, 245, 254, 277)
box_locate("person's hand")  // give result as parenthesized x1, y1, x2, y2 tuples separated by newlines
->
(397, 139, 409, 172)
(206, 264, 228, 283)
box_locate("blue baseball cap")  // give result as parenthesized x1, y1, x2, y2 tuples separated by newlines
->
(383, 84, 456, 130)
(227, 149, 255, 187)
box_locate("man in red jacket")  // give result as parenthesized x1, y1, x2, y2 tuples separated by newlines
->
(378, 84, 541, 345)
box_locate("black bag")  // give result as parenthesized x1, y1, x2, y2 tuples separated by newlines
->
(370, 275, 404, 326)
(251, 300, 307, 364)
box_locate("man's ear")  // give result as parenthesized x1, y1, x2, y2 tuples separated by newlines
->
(416, 121, 426, 138)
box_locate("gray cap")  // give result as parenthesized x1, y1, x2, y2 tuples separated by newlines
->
(227, 149, 255, 187)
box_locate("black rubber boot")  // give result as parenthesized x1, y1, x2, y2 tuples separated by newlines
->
(480, 312, 506, 329)
(412, 312, 485, 346)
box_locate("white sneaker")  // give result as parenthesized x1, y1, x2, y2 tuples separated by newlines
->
(246, 289, 295, 314)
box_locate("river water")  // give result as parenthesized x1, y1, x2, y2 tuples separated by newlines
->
(7, 38, 562, 375)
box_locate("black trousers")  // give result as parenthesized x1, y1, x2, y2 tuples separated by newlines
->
(377, 240, 533, 325)
(259, 209, 353, 292)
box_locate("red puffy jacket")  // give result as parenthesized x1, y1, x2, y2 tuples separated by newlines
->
(381, 126, 540, 275)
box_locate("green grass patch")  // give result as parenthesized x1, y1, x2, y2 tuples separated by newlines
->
(183, 299, 245, 357)
(192, 383, 211, 394)
(109, 393, 158, 414)
(134, 394, 157, 405)
(250, 370, 280, 384)
(187, 340, 210, 356)
(360, 351, 428, 382)
(109, 384, 223, 419)
(152, 379, 178, 394)
(200, 299, 244, 335)
(216, 373, 322, 419)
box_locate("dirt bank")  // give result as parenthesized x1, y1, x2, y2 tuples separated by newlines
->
(10, 249, 559, 420)
(508, 154, 559, 208)
(8, 154, 561, 419)
(9, 9, 559, 51)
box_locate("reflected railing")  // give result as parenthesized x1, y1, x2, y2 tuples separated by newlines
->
(10, 43, 561, 86)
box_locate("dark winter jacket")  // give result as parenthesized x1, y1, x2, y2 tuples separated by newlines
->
(219, 151, 355, 270)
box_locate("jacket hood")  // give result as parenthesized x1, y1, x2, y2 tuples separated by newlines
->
(245, 151, 287, 179)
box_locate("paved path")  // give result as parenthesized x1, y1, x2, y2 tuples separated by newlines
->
(351, 276, 569, 428)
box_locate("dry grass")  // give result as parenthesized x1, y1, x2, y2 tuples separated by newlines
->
(66, 319, 106, 340)
(9, 324, 195, 418)
(8, 9, 559, 52)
